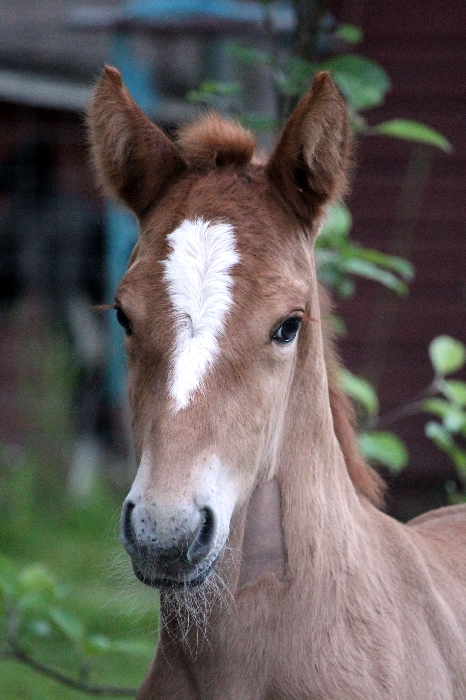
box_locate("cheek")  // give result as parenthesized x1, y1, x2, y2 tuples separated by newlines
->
(230, 344, 297, 410)
(211, 351, 296, 463)
(126, 357, 168, 445)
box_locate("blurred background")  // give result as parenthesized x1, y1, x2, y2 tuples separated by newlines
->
(0, 0, 464, 697)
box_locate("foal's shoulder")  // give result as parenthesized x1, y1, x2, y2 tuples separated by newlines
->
(407, 503, 466, 531)
(406, 504, 466, 578)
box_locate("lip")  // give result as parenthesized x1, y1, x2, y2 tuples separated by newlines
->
(132, 559, 216, 590)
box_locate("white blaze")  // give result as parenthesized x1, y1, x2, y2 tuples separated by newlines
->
(162, 218, 240, 411)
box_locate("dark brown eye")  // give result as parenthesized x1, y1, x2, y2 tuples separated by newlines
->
(272, 317, 301, 344)
(116, 306, 132, 336)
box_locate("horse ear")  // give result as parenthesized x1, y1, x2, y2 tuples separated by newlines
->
(266, 71, 351, 222)
(88, 66, 186, 218)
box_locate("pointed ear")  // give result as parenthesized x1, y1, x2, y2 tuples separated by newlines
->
(88, 66, 186, 218)
(266, 72, 351, 221)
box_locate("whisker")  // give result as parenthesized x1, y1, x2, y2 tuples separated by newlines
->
(157, 548, 235, 654)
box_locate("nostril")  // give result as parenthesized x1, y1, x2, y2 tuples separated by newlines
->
(121, 500, 137, 553)
(187, 507, 216, 564)
(198, 507, 215, 548)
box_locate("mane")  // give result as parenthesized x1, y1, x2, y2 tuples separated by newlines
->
(319, 287, 386, 508)
(179, 113, 384, 507)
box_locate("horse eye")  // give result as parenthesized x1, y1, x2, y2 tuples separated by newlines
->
(116, 306, 132, 336)
(272, 317, 302, 344)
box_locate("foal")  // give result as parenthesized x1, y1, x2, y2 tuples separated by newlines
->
(89, 66, 466, 699)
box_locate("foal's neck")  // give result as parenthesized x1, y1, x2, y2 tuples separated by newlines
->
(236, 309, 366, 590)
(238, 479, 286, 587)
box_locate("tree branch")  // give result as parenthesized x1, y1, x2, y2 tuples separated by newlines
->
(375, 400, 424, 429)
(1, 646, 137, 697)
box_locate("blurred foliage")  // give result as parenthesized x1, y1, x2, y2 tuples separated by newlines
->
(316, 202, 414, 298)
(0, 556, 145, 696)
(15, 301, 79, 479)
(188, 6, 449, 306)
(0, 446, 156, 698)
(358, 431, 409, 473)
(423, 337, 466, 496)
(189, 23, 450, 150)
(370, 120, 452, 152)
(344, 337, 466, 491)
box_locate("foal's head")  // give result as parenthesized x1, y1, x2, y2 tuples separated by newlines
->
(89, 67, 354, 590)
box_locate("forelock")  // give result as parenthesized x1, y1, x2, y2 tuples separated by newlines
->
(176, 113, 256, 170)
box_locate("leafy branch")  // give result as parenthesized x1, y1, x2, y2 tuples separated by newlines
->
(1, 646, 136, 697)
(316, 202, 414, 298)
(188, 9, 449, 300)
(190, 14, 451, 151)
(0, 556, 145, 696)
(344, 336, 466, 490)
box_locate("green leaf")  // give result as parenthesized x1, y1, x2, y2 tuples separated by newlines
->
(443, 407, 466, 433)
(274, 57, 318, 97)
(429, 336, 466, 376)
(319, 202, 352, 243)
(336, 24, 363, 45)
(329, 314, 347, 337)
(49, 607, 85, 646)
(187, 81, 241, 106)
(17, 590, 55, 616)
(228, 44, 272, 66)
(454, 448, 466, 480)
(339, 368, 379, 415)
(28, 619, 52, 637)
(194, 81, 241, 97)
(84, 635, 154, 657)
(84, 634, 112, 656)
(440, 380, 466, 406)
(425, 421, 453, 450)
(242, 113, 277, 133)
(18, 564, 57, 599)
(315, 249, 339, 266)
(348, 109, 368, 134)
(372, 120, 452, 152)
(340, 258, 408, 295)
(358, 431, 408, 472)
(355, 249, 414, 281)
(321, 55, 391, 111)
(427, 421, 466, 477)
(335, 276, 355, 298)
(422, 397, 452, 419)
(423, 397, 466, 433)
